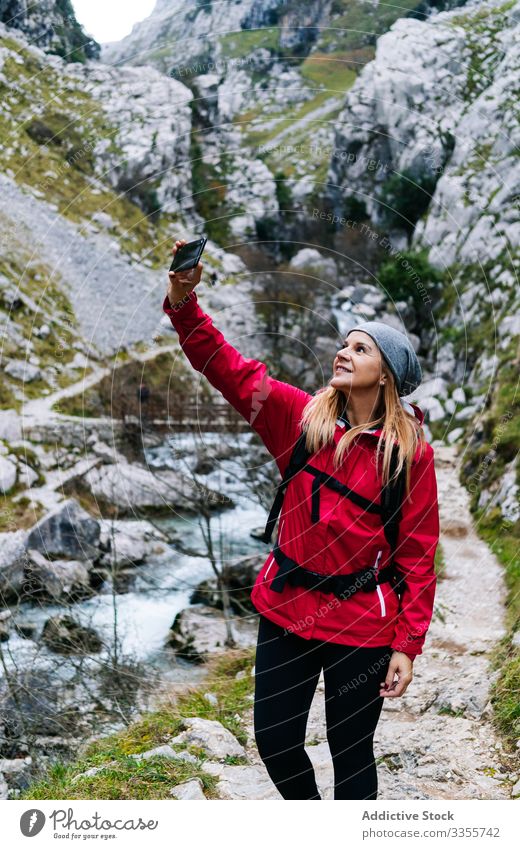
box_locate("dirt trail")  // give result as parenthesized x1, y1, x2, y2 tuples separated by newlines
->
(200, 444, 516, 800)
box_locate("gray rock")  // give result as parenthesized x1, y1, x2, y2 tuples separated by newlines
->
(447, 427, 464, 444)
(71, 761, 118, 783)
(0, 530, 28, 601)
(289, 248, 338, 279)
(84, 461, 229, 515)
(170, 778, 206, 800)
(203, 762, 281, 800)
(170, 717, 246, 762)
(4, 359, 42, 382)
(18, 463, 39, 487)
(131, 745, 198, 764)
(0, 455, 17, 493)
(26, 549, 92, 600)
(0, 757, 33, 791)
(167, 605, 257, 663)
(0, 772, 7, 800)
(27, 498, 100, 560)
(98, 519, 167, 568)
(41, 615, 103, 655)
(0, 410, 22, 442)
(190, 553, 264, 614)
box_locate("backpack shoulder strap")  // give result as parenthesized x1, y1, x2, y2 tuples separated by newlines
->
(380, 444, 407, 560)
(259, 429, 311, 544)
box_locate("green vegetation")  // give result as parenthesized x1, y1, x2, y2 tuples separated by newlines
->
(0, 496, 44, 533)
(316, 0, 423, 53)
(377, 247, 443, 312)
(378, 168, 438, 235)
(21, 648, 255, 800)
(220, 27, 280, 59)
(449, 0, 517, 101)
(343, 195, 368, 222)
(0, 243, 83, 408)
(456, 329, 520, 751)
(0, 32, 186, 268)
(51, 0, 101, 62)
(434, 542, 447, 582)
(190, 131, 233, 244)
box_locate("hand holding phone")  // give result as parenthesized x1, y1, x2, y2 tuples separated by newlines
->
(167, 237, 206, 309)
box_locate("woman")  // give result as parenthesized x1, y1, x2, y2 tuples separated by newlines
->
(164, 239, 440, 800)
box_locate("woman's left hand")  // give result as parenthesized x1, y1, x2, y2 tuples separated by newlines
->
(379, 651, 413, 698)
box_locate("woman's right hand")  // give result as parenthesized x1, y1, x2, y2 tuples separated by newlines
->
(167, 238, 204, 308)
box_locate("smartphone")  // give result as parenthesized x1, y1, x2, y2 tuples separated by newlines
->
(169, 236, 207, 273)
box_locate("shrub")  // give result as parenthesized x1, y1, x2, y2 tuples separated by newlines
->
(377, 248, 443, 310)
(378, 168, 438, 234)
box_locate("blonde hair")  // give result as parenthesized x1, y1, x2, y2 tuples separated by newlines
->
(298, 367, 426, 500)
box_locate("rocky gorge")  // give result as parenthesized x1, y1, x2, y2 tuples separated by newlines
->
(0, 0, 518, 800)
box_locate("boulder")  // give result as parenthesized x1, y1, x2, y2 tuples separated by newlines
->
(83, 462, 231, 514)
(25, 549, 92, 601)
(0, 757, 33, 791)
(4, 359, 42, 382)
(170, 778, 206, 800)
(0, 530, 28, 602)
(18, 463, 39, 488)
(0, 455, 17, 493)
(167, 605, 258, 663)
(98, 519, 168, 568)
(289, 248, 337, 279)
(190, 554, 265, 614)
(0, 610, 12, 642)
(27, 499, 101, 560)
(130, 745, 198, 765)
(203, 762, 281, 800)
(170, 718, 246, 761)
(0, 410, 22, 442)
(41, 615, 103, 655)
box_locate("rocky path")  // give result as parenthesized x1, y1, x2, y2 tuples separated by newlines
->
(174, 444, 517, 800)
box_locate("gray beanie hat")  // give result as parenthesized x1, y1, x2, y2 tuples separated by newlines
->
(346, 320, 422, 397)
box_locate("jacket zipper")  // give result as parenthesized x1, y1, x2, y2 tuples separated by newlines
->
(264, 554, 275, 580)
(373, 549, 386, 617)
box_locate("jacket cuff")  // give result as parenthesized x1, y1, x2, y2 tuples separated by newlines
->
(390, 640, 421, 661)
(162, 291, 198, 318)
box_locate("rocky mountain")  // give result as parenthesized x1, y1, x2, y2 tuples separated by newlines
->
(327, 0, 520, 531)
(0, 0, 518, 794)
(0, 0, 100, 61)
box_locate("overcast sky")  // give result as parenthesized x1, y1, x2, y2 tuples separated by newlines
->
(72, 0, 156, 44)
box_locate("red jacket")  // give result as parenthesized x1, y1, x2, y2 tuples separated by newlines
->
(163, 291, 440, 659)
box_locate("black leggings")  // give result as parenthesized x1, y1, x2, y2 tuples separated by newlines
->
(253, 614, 392, 800)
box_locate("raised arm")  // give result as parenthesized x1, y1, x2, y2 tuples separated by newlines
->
(162, 288, 310, 471)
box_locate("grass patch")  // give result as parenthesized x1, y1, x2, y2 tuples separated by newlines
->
(434, 541, 447, 581)
(456, 330, 519, 752)
(448, 0, 517, 101)
(0, 495, 44, 532)
(20, 648, 255, 800)
(219, 28, 280, 60)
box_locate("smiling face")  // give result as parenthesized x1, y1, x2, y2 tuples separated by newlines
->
(330, 330, 387, 394)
